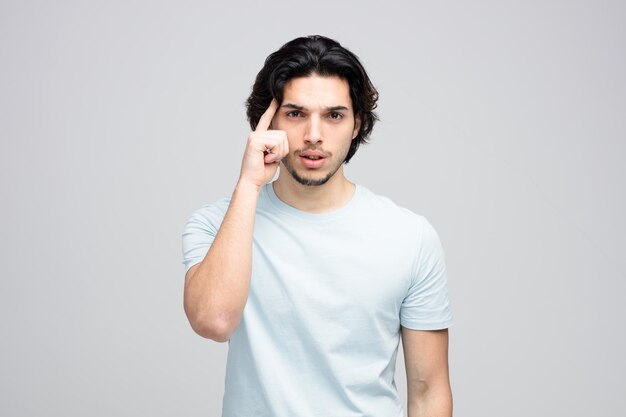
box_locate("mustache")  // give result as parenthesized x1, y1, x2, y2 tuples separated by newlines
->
(295, 147, 332, 157)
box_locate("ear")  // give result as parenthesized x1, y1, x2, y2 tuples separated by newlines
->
(352, 114, 361, 140)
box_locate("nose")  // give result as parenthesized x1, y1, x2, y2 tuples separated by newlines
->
(304, 115, 322, 144)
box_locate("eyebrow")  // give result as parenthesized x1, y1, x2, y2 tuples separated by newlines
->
(281, 103, 350, 112)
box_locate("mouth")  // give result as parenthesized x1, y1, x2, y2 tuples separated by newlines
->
(298, 153, 327, 168)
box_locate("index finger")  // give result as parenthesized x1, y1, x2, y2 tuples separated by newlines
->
(255, 99, 279, 132)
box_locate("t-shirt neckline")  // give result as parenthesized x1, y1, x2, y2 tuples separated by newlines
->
(263, 181, 363, 222)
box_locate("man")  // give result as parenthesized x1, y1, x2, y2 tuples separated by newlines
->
(182, 35, 453, 417)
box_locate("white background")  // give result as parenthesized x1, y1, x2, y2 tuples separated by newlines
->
(1, 0, 624, 415)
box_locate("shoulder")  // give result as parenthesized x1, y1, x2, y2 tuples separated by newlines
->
(184, 197, 231, 230)
(356, 185, 427, 229)
(356, 185, 446, 252)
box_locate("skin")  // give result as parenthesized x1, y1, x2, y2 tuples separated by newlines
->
(402, 327, 452, 417)
(271, 74, 361, 213)
(183, 74, 451, 416)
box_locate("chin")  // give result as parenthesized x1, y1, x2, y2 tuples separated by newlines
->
(281, 165, 332, 186)
(291, 170, 334, 186)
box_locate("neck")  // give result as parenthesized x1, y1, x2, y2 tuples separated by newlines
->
(272, 166, 355, 213)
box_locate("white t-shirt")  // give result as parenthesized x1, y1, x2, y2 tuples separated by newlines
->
(182, 183, 452, 417)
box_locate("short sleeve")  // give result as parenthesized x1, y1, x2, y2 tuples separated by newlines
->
(400, 217, 453, 330)
(181, 199, 229, 275)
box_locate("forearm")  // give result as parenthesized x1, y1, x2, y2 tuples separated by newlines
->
(184, 181, 260, 341)
(407, 381, 453, 417)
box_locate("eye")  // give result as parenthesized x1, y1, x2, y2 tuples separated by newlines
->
(286, 110, 303, 118)
(329, 112, 344, 120)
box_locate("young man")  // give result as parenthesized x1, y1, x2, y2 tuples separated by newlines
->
(182, 35, 453, 417)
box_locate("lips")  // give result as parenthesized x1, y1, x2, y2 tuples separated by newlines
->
(300, 150, 327, 158)
(298, 150, 327, 168)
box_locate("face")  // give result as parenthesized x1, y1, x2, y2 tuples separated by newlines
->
(272, 74, 360, 186)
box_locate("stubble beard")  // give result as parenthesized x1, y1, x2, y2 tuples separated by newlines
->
(281, 154, 344, 186)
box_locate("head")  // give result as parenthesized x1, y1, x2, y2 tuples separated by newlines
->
(246, 35, 378, 165)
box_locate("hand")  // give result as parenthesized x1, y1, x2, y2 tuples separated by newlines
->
(238, 99, 289, 189)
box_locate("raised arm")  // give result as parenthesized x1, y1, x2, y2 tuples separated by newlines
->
(401, 326, 452, 417)
(183, 99, 288, 342)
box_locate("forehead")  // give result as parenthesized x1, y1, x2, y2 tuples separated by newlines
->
(282, 75, 352, 109)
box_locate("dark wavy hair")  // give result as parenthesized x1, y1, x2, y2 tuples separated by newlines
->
(246, 35, 379, 164)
